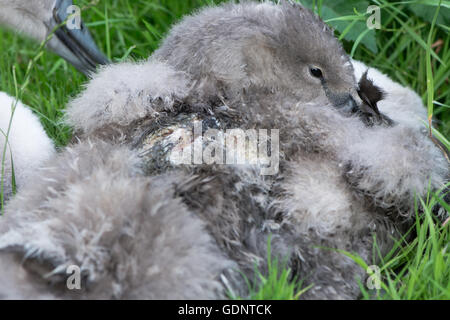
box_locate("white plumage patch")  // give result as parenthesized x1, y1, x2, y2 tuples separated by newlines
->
(0, 92, 55, 197)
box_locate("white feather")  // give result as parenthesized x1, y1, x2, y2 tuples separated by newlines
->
(0, 92, 55, 198)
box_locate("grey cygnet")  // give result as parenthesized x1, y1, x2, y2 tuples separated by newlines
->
(0, 1, 447, 300)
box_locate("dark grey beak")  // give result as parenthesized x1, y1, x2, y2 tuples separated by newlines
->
(334, 94, 359, 114)
(46, 0, 109, 75)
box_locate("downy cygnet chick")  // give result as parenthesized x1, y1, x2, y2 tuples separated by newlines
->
(0, 1, 448, 300)
(0, 0, 108, 75)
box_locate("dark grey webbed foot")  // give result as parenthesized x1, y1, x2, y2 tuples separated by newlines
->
(331, 70, 394, 127)
(357, 70, 394, 127)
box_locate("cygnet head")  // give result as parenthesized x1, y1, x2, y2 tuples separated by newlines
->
(154, 1, 363, 115)
(0, 0, 108, 75)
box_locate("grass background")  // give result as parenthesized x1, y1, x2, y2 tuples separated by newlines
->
(0, 0, 449, 299)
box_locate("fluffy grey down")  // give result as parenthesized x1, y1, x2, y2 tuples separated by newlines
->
(0, 1, 448, 299)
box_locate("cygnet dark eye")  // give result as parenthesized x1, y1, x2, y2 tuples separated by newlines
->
(310, 67, 323, 78)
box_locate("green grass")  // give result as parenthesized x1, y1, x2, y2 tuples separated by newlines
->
(230, 236, 313, 300)
(0, 0, 449, 299)
(358, 187, 450, 300)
